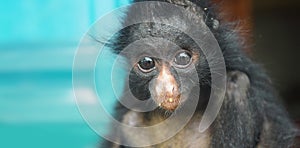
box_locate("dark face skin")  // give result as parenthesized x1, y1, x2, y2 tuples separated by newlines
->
(123, 32, 203, 111)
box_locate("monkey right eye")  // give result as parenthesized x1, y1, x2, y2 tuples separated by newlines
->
(137, 57, 156, 72)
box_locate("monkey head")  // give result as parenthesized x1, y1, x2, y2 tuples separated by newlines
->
(112, 2, 215, 112)
(118, 23, 209, 112)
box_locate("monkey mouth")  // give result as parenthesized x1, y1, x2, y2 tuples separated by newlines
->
(157, 95, 181, 111)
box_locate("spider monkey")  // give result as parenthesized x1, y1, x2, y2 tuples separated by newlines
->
(101, 0, 297, 147)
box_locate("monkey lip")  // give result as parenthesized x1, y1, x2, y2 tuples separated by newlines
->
(158, 95, 181, 111)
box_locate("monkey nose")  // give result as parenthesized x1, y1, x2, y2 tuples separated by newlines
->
(154, 65, 180, 110)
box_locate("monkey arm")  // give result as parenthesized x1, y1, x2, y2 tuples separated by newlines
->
(210, 71, 262, 147)
(211, 71, 297, 148)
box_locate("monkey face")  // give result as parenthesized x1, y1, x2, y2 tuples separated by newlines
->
(124, 36, 202, 111)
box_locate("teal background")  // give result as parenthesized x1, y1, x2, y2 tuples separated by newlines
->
(0, 0, 130, 148)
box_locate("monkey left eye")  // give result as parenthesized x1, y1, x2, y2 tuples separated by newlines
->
(174, 51, 192, 67)
(137, 57, 156, 73)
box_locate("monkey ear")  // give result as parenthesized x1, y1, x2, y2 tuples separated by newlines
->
(225, 71, 250, 104)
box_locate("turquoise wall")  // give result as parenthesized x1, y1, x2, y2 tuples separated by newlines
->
(0, 0, 130, 148)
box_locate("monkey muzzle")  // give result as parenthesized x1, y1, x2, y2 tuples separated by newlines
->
(152, 66, 181, 111)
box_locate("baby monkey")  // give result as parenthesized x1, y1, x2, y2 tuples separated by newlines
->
(101, 0, 297, 147)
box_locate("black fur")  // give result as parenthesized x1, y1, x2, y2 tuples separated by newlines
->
(101, 0, 297, 147)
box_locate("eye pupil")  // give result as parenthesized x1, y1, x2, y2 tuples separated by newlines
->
(138, 57, 155, 72)
(174, 51, 192, 66)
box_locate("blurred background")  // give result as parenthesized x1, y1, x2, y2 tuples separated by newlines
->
(0, 0, 299, 148)
(213, 0, 300, 120)
(0, 1, 129, 148)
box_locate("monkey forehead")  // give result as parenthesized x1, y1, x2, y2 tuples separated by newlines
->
(124, 1, 206, 33)
(121, 37, 184, 60)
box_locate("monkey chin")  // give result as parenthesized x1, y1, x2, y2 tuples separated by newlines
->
(157, 95, 181, 111)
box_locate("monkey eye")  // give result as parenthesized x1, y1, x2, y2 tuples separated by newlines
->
(174, 51, 192, 67)
(137, 57, 156, 72)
